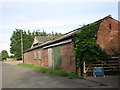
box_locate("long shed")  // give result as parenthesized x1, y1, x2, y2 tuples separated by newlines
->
(24, 15, 120, 74)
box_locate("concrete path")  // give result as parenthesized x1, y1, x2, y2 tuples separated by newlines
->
(86, 75, 119, 88)
(1, 62, 119, 88)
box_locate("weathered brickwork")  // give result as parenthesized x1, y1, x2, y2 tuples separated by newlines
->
(24, 49, 48, 68)
(96, 17, 120, 55)
(24, 42, 76, 73)
(61, 42, 76, 73)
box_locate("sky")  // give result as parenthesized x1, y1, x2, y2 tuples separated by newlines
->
(0, 0, 119, 55)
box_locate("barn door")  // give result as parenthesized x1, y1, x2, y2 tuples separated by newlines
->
(48, 48, 53, 68)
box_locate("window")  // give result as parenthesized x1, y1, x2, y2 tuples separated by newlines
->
(38, 51, 42, 60)
(109, 24, 112, 29)
(34, 52, 37, 60)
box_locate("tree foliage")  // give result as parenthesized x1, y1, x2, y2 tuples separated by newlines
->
(1, 50, 9, 60)
(74, 22, 110, 69)
(10, 29, 62, 60)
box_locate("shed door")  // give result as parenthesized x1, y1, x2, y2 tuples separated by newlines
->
(54, 46, 62, 70)
(48, 48, 53, 68)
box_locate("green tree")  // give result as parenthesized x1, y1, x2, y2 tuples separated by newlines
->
(0, 53, 2, 60)
(10, 29, 33, 60)
(10, 29, 62, 60)
(1, 50, 9, 60)
(10, 29, 22, 60)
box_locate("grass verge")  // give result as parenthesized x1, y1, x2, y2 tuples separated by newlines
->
(18, 63, 85, 79)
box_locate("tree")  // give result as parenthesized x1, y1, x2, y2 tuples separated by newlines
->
(1, 50, 9, 60)
(0, 53, 2, 60)
(10, 29, 33, 60)
(10, 29, 63, 60)
(10, 29, 22, 60)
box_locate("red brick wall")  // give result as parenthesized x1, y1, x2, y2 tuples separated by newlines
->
(24, 48, 48, 68)
(24, 42, 76, 73)
(61, 42, 76, 73)
(96, 17, 120, 55)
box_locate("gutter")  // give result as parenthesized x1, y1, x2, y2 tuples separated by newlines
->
(43, 39, 72, 49)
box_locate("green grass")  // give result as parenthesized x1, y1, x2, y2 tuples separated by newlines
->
(18, 63, 85, 79)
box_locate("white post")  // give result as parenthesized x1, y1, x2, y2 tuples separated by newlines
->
(83, 61, 86, 76)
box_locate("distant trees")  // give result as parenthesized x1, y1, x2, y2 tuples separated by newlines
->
(1, 50, 9, 60)
(10, 29, 62, 60)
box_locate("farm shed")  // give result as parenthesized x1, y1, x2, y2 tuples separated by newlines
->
(24, 15, 120, 74)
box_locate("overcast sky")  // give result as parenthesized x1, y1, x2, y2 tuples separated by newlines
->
(0, 0, 119, 55)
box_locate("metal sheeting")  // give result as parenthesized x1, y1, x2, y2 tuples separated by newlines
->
(43, 39, 72, 49)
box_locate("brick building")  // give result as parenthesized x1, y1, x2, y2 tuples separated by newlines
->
(24, 15, 120, 73)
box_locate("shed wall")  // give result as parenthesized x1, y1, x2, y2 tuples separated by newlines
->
(96, 18, 120, 55)
(24, 42, 76, 73)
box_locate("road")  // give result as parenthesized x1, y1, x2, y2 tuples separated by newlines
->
(1, 62, 119, 88)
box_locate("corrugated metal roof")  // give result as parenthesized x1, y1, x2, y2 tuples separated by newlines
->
(35, 36, 57, 44)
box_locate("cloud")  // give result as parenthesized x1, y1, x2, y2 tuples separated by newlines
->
(0, 19, 83, 29)
(0, 4, 11, 11)
(0, 0, 119, 2)
(0, 33, 11, 55)
(16, 17, 29, 21)
(0, 20, 80, 55)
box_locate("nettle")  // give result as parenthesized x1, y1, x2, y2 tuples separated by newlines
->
(74, 22, 110, 69)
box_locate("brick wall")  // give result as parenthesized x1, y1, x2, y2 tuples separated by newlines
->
(24, 42, 76, 73)
(96, 17, 120, 55)
(61, 42, 76, 73)
(24, 48, 48, 68)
